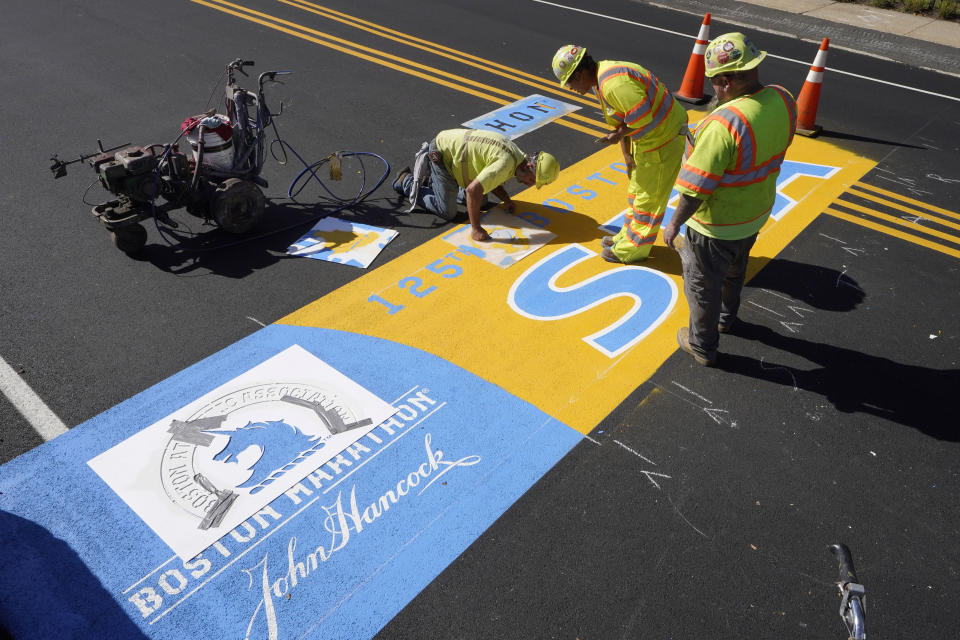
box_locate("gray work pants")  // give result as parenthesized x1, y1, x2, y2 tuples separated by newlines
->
(679, 226, 758, 358)
(398, 139, 463, 221)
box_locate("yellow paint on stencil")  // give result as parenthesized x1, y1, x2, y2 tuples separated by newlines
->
(280, 134, 874, 434)
(309, 230, 379, 254)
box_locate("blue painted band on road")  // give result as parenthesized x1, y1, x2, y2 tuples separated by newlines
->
(0, 325, 582, 639)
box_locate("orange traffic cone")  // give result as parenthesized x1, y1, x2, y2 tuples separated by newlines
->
(675, 13, 711, 105)
(795, 38, 829, 137)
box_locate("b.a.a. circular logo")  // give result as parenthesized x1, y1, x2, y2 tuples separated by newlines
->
(159, 382, 362, 523)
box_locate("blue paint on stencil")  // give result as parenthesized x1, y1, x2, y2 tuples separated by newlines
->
(462, 94, 580, 140)
(0, 326, 581, 639)
(209, 419, 321, 493)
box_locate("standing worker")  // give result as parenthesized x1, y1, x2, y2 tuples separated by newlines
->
(552, 45, 688, 264)
(393, 128, 559, 242)
(663, 33, 797, 366)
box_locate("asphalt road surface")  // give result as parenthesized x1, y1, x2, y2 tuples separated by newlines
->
(1, 1, 957, 639)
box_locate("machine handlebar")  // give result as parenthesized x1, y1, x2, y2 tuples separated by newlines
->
(258, 70, 292, 87)
(829, 543, 866, 640)
(830, 543, 858, 584)
(227, 59, 256, 77)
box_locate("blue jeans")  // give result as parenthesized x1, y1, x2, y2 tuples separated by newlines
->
(396, 139, 464, 221)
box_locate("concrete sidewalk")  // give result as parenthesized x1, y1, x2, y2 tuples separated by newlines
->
(747, 0, 960, 48)
(650, 0, 960, 75)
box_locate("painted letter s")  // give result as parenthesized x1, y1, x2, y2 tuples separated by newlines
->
(508, 245, 676, 357)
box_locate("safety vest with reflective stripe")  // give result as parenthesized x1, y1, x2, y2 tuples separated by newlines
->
(435, 128, 526, 193)
(595, 60, 688, 152)
(676, 85, 797, 240)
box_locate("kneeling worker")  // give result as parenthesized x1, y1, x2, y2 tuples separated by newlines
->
(393, 128, 559, 242)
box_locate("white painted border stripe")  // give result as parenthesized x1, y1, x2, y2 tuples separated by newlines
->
(0, 355, 68, 440)
(532, 0, 960, 103)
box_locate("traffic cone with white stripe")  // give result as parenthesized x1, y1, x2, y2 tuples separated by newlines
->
(795, 38, 829, 137)
(675, 13, 711, 104)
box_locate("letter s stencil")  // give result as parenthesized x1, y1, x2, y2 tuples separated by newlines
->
(508, 244, 677, 358)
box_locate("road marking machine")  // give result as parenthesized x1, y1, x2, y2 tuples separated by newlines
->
(51, 59, 388, 254)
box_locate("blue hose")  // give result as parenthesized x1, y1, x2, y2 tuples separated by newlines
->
(149, 117, 391, 253)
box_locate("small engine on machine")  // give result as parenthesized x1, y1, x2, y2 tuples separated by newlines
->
(50, 59, 282, 254)
(92, 145, 166, 202)
(80, 143, 211, 252)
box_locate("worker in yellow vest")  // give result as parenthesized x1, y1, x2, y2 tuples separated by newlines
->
(394, 129, 559, 242)
(663, 32, 798, 366)
(552, 45, 688, 264)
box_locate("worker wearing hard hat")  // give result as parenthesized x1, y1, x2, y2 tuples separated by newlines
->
(393, 128, 559, 242)
(552, 45, 688, 264)
(663, 33, 798, 366)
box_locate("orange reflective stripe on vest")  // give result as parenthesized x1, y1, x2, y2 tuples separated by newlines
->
(598, 64, 678, 140)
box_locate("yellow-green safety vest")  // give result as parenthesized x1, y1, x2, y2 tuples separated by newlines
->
(434, 129, 526, 193)
(676, 85, 797, 240)
(595, 60, 688, 152)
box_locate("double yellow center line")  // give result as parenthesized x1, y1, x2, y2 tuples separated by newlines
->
(191, 0, 608, 137)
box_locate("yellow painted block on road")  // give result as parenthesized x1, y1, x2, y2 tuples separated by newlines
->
(280, 137, 875, 434)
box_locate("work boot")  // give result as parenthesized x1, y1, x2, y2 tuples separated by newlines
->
(718, 319, 736, 334)
(392, 166, 411, 196)
(677, 327, 716, 366)
(601, 247, 622, 264)
(601, 235, 615, 248)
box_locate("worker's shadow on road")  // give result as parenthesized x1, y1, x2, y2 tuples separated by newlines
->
(133, 197, 443, 277)
(743, 256, 866, 311)
(715, 259, 955, 440)
(717, 322, 959, 441)
(0, 510, 150, 639)
(494, 202, 663, 255)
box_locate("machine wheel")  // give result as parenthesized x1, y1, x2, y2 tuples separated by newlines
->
(211, 178, 265, 234)
(110, 224, 147, 254)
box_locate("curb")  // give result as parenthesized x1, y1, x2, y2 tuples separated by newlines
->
(646, 0, 960, 77)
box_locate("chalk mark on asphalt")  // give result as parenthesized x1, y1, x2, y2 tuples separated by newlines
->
(613, 439, 659, 466)
(667, 494, 709, 538)
(760, 357, 799, 391)
(747, 300, 786, 318)
(654, 379, 738, 428)
(671, 381, 713, 404)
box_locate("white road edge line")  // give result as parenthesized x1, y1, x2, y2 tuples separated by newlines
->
(0, 356, 68, 441)
(532, 0, 960, 102)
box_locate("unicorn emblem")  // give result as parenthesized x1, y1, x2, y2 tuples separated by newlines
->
(207, 419, 325, 494)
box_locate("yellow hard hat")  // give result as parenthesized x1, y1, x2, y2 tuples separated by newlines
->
(552, 45, 586, 86)
(535, 152, 559, 188)
(704, 33, 766, 77)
